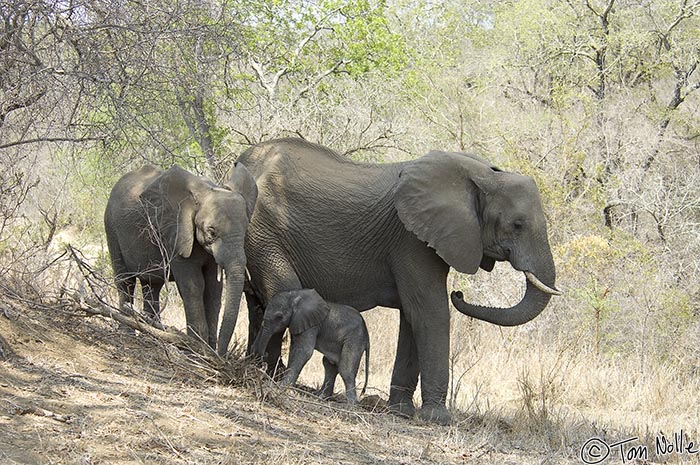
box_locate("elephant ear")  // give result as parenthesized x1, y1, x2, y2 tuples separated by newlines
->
(225, 162, 258, 220)
(140, 165, 197, 259)
(289, 290, 330, 335)
(394, 151, 489, 274)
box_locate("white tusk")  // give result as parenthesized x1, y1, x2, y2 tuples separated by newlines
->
(217, 266, 224, 283)
(525, 271, 562, 296)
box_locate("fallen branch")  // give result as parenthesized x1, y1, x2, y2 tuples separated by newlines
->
(76, 298, 213, 355)
(70, 295, 263, 388)
(9, 402, 72, 423)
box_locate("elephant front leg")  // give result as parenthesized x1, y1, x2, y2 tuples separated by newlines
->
(281, 332, 315, 388)
(388, 312, 419, 418)
(173, 266, 209, 348)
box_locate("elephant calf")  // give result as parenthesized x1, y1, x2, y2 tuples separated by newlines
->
(252, 289, 370, 404)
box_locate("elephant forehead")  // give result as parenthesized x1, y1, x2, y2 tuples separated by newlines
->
(494, 174, 542, 203)
(202, 191, 246, 213)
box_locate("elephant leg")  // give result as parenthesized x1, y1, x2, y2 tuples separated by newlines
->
(388, 312, 419, 418)
(172, 265, 209, 347)
(338, 348, 362, 405)
(412, 307, 450, 425)
(245, 288, 264, 356)
(203, 264, 223, 349)
(141, 280, 163, 327)
(391, 248, 451, 425)
(319, 356, 338, 399)
(281, 333, 315, 388)
(116, 274, 136, 314)
(115, 274, 137, 335)
(399, 287, 451, 424)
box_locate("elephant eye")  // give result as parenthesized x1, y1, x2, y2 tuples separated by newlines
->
(513, 221, 524, 232)
(205, 226, 218, 242)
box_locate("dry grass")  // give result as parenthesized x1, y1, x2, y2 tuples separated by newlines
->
(1, 249, 699, 464)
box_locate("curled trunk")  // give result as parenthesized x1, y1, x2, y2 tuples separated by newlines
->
(451, 257, 559, 326)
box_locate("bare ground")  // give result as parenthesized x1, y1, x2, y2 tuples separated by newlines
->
(0, 295, 598, 465)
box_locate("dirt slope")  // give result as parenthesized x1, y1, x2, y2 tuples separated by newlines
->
(0, 299, 580, 464)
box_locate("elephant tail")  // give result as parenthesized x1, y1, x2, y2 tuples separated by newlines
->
(360, 340, 370, 398)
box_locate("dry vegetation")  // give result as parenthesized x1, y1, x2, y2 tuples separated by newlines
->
(1, 243, 698, 464)
(2, 0, 700, 464)
(0, 279, 591, 465)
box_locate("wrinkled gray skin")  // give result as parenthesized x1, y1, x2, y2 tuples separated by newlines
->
(104, 163, 257, 356)
(252, 289, 370, 404)
(236, 138, 560, 424)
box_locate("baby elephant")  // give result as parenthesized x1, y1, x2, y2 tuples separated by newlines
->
(252, 289, 370, 404)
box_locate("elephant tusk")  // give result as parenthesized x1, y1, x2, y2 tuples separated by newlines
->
(217, 266, 224, 283)
(525, 272, 562, 296)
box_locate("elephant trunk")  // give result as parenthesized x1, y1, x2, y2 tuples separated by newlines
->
(251, 326, 273, 360)
(217, 260, 246, 357)
(451, 254, 559, 327)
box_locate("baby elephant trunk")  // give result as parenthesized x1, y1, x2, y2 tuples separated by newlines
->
(251, 327, 273, 362)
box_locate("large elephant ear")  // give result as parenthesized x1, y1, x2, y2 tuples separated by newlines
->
(394, 151, 490, 274)
(289, 290, 330, 335)
(140, 165, 197, 259)
(225, 162, 258, 220)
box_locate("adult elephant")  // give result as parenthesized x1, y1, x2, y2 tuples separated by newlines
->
(104, 163, 257, 356)
(236, 138, 559, 424)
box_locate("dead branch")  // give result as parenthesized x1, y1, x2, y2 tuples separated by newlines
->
(7, 402, 73, 424)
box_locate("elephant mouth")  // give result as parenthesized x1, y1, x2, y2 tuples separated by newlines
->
(481, 247, 561, 296)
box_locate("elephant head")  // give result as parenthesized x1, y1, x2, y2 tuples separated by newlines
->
(252, 289, 329, 358)
(394, 151, 560, 326)
(140, 162, 258, 355)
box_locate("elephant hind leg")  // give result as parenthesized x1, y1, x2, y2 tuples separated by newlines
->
(319, 356, 338, 399)
(116, 274, 136, 314)
(388, 311, 419, 417)
(114, 274, 137, 335)
(141, 280, 164, 328)
(338, 349, 362, 404)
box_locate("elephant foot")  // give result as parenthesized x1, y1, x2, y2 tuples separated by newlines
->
(417, 404, 451, 425)
(388, 388, 416, 419)
(387, 399, 416, 419)
(344, 391, 359, 405)
(315, 388, 333, 400)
